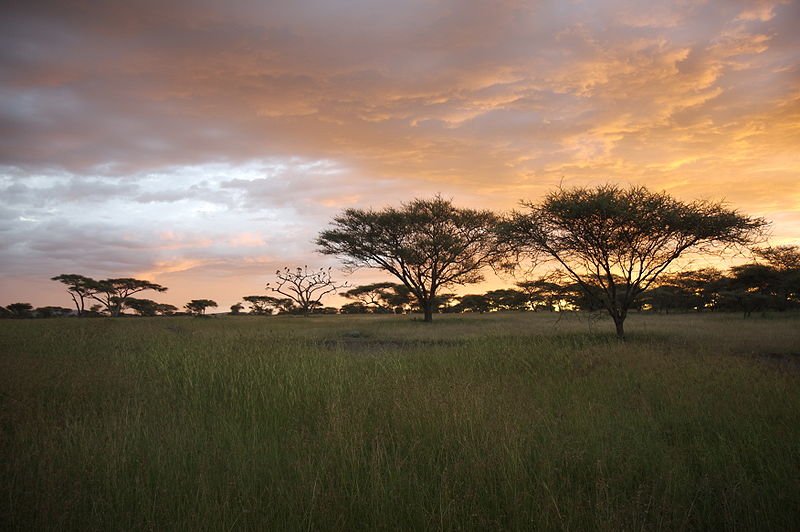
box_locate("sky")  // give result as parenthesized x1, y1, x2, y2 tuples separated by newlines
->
(1, 0, 798, 311)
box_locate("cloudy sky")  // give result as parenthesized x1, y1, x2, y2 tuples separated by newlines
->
(1, 0, 798, 310)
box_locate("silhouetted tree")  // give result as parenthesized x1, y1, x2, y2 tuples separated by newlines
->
(317, 196, 501, 322)
(642, 268, 724, 313)
(341, 282, 411, 312)
(5, 302, 34, 318)
(125, 298, 177, 317)
(485, 288, 528, 311)
(432, 293, 458, 313)
(243, 295, 295, 315)
(454, 294, 491, 313)
(382, 284, 415, 312)
(51, 274, 97, 317)
(756, 245, 800, 272)
(265, 266, 346, 316)
(156, 303, 178, 316)
(125, 298, 159, 317)
(754, 245, 800, 310)
(35, 306, 73, 318)
(340, 301, 370, 314)
(185, 299, 217, 316)
(502, 185, 766, 338)
(90, 278, 168, 317)
(516, 273, 566, 311)
(230, 302, 244, 315)
(641, 285, 689, 314)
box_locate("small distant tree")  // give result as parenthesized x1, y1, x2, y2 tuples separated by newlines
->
(230, 302, 244, 315)
(125, 298, 159, 317)
(35, 306, 73, 318)
(51, 274, 97, 317)
(156, 303, 178, 316)
(516, 273, 566, 311)
(710, 247, 800, 316)
(755, 245, 800, 272)
(643, 268, 723, 313)
(185, 299, 218, 316)
(265, 266, 347, 316)
(87, 304, 105, 317)
(502, 185, 767, 338)
(455, 294, 491, 313)
(5, 303, 34, 318)
(317, 196, 501, 322)
(754, 245, 800, 310)
(340, 301, 370, 314)
(485, 289, 528, 311)
(243, 295, 296, 315)
(125, 298, 177, 317)
(341, 282, 410, 312)
(90, 278, 168, 317)
(432, 293, 458, 313)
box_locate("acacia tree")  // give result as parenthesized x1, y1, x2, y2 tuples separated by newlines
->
(645, 268, 724, 313)
(755, 245, 800, 310)
(35, 306, 73, 318)
(242, 295, 295, 315)
(516, 274, 566, 311)
(5, 302, 34, 318)
(484, 289, 528, 311)
(454, 294, 491, 313)
(90, 278, 168, 317)
(185, 299, 217, 316)
(125, 298, 177, 317)
(317, 196, 501, 322)
(51, 274, 98, 317)
(265, 267, 346, 316)
(502, 185, 766, 338)
(341, 282, 410, 312)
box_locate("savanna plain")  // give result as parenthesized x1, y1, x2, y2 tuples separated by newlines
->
(2, 312, 799, 530)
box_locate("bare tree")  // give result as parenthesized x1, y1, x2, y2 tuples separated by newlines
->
(266, 266, 346, 316)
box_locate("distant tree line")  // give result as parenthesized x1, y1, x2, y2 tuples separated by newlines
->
(4, 186, 792, 338)
(311, 248, 797, 317)
(1, 274, 221, 319)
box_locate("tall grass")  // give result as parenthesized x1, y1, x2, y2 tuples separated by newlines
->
(2, 312, 799, 530)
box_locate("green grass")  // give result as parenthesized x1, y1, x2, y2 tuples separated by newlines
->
(2, 312, 799, 530)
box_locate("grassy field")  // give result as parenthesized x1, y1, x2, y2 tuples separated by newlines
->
(1, 311, 799, 530)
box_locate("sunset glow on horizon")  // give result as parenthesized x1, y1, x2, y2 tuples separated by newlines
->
(1, 0, 798, 310)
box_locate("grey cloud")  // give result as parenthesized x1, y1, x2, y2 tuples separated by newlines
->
(2, 177, 140, 207)
(2, 220, 156, 277)
(2, 0, 797, 180)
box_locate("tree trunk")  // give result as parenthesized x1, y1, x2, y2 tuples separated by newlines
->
(613, 317, 625, 339)
(423, 303, 433, 322)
